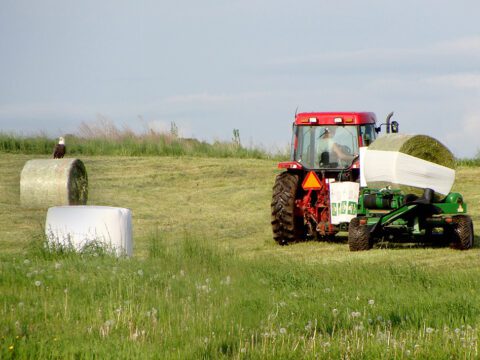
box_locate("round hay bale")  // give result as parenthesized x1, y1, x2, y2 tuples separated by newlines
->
(368, 134, 455, 168)
(20, 159, 88, 207)
(364, 134, 455, 197)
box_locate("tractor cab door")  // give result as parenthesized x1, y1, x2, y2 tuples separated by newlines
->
(359, 124, 377, 146)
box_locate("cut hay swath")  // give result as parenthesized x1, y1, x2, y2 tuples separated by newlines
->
(362, 134, 456, 198)
(20, 158, 88, 208)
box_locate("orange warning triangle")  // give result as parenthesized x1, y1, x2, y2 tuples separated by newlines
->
(302, 171, 323, 190)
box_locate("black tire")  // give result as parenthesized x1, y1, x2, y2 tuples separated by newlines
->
(271, 172, 306, 245)
(404, 194, 419, 204)
(348, 217, 372, 251)
(449, 215, 474, 250)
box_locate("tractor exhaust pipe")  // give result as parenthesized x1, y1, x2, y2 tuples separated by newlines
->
(386, 112, 394, 134)
(375, 112, 398, 134)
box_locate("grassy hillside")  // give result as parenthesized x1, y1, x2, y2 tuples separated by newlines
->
(0, 154, 479, 358)
(0, 129, 271, 159)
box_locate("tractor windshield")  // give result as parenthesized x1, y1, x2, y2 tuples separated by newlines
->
(293, 125, 359, 169)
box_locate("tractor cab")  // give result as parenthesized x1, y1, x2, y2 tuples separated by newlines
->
(280, 112, 379, 176)
(294, 124, 365, 169)
(292, 112, 377, 170)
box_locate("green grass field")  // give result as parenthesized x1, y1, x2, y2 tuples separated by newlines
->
(1, 153, 479, 359)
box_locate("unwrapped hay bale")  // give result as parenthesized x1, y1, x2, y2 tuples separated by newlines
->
(362, 134, 455, 197)
(368, 134, 455, 168)
(20, 159, 88, 207)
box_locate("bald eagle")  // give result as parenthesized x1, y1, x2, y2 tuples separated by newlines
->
(53, 137, 66, 159)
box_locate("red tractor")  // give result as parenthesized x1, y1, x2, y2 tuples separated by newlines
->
(271, 111, 398, 245)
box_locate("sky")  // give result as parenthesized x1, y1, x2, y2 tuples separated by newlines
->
(1, 0, 479, 157)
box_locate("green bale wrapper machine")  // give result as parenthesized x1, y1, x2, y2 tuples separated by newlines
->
(349, 187, 473, 251)
(348, 134, 474, 251)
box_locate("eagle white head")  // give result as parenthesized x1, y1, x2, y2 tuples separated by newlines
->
(59, 137, 65, 145)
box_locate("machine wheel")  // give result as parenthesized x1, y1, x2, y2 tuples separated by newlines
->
(449, 215, 474, 250)
(271, 172, 305, 245)
(404, 194, 419, 204)
(348, 217, 372, 251)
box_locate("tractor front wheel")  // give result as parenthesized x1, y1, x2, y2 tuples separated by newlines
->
(271, 172, 305, 245)
(449, 215, 474, 250)
(348, 217, 372, 251)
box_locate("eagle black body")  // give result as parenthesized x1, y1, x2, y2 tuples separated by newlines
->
(53, 140, 66, 159)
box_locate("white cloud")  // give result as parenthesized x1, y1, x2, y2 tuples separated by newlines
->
(147, 119, 193, 139)
(436, 36, 480, 53)
(443, 113, 480, 157)
(163, 91, 272, 105)
(147, 120, 170, 133)
(423, 73, 480, 89)
(269, 36, 480, 74)
(0, 102, 88, 119)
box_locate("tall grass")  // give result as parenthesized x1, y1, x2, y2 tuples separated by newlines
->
(456, 158, 480, 167)
(0, 120, 274, 159)
(0, 134, 53, 154)
(1, 231, 479, 358)
(0, 121, 477, 164)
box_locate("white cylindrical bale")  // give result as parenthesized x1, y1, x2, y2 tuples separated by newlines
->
(45, 206, 133, 257)
(20, 158, 88, 207)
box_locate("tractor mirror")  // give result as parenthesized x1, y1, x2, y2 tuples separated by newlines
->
(391, 121, 399, 133)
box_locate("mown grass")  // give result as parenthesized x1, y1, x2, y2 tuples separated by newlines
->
(1, 153, 480, 358)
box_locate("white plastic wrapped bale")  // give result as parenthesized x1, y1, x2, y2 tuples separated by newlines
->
(360, 134, 455, 197)
(45, 206, 133, 257)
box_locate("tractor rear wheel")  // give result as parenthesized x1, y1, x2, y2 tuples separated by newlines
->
(449, 215, 474, 250)
(348, 217, 372, 251)
(271, 172, 305, 245)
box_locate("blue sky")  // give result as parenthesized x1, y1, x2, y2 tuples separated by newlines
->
(1, 0, 479, 157)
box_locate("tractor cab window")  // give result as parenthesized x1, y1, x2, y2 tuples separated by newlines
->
(359, 124, 377, 146)
(293, 125, 359, 169)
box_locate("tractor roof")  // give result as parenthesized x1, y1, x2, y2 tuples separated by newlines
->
(295, 112, 377, 125)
